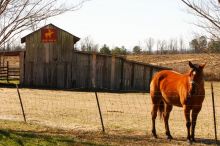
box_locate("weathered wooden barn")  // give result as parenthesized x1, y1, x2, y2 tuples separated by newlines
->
(21, 24, 170, 91)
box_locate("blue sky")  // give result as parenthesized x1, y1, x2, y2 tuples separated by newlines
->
(49, 0, 201, 50)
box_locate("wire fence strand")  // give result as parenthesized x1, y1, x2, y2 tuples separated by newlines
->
(0, 82, 219, 142)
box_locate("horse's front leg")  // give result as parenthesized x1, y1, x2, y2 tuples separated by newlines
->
(191, 106, 202, 142)
(183, 105, 191, 143)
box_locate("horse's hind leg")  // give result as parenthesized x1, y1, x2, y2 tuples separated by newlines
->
(163, 104, 173, 140)
(151, 103, 159, 138)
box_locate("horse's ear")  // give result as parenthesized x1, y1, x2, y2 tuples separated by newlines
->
(200, 63, 206, 69)
(189, 61, 195, 68)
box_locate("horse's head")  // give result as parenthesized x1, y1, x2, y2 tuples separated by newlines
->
(188, 61, 206, 84)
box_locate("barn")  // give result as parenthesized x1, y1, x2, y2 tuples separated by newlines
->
(20, 24, 170, 91)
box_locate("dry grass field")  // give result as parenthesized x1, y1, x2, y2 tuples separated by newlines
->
(127, 53, 220, 80)
(0, 82, 219, 145)
(0, 53, 220, 145)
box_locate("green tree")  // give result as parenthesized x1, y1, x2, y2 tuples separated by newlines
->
(198, 36, 207, 51)
(111, 46, 127, 55)
(208, 40, 220, 53)
(190, 36, 207, 53)
(132, 45, 142, 54)
(100, 44, 111, 55)
(190, 38, 199, 53)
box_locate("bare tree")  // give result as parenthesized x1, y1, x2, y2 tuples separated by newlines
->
(0, 0, 89, 48)
(145, 37, 154, 54)
(168, 39, 174, 52)
(179, 37, 185, 53)
(80, 36, 98, 52)
(156, 40, 161, 54)
(181, 0, 220, 39)
(156, 40, 167, 54)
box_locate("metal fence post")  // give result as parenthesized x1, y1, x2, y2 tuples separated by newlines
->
(16, 84, 27, 122)
(95, 91, 105, 132)
(211, 82, 217, 143)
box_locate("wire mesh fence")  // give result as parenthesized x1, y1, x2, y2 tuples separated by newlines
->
(0, 82, 219, 142)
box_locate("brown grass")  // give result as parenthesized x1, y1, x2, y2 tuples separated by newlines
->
(126, 53, 220, 80)
(0, 82, 219, 145)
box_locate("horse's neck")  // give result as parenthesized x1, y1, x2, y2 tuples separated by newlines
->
(184, 72, 205, 87)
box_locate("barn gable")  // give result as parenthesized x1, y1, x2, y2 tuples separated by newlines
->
(21, 24, 80, 44)
(21, 23, 80, 63)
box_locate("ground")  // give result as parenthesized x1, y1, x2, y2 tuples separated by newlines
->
(0, 82, 219, 145)
(0, 53, 220, 145)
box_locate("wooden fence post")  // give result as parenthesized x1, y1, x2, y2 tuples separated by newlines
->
(19, 51, 25, 85)
(95, 91, 105, 132)
(211, 82, 217, 143)
(16, 84, 27, 122)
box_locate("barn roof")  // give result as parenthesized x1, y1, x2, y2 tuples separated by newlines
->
(21, 23, 80, 43)
(0, 50, 24, 56)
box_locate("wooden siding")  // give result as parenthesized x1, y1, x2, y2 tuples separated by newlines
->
(22, 24, 171, 91)
(23, 50, 170, 91)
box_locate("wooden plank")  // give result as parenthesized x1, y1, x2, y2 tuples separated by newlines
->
(122, 62, 129, 90)
(110, 56, 115, 90)
(120, 58, 124, 90)
(133, 64, 144, 90)
(50, 63, 57, 88)
(27, 62, 33, 86)
(66, 63, 72, 88)
(113, 58, 122, 90)
(143, 66, 147, 90)
(57, 63, 65, 88)
(45, 44, 50, 63)
(86, 54, 91, 88)
(92, 53, 97, 88)
(96, 55, 104, 89)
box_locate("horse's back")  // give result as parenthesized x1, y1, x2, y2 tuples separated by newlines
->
(150, 70, 183, 90)
(150, 70, 185, 106)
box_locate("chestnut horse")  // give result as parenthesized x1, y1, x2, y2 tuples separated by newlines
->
(150, 61, 206, 143)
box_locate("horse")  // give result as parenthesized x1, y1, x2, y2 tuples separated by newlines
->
(150, 61, 206, 143)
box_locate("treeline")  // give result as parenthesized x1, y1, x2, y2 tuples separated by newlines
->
(78, 36, 220, 55)
(0, 44, 24, 52)
(1, 35, 220, 55)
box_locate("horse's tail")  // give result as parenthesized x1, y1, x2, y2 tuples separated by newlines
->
(158, 100, 164, 120)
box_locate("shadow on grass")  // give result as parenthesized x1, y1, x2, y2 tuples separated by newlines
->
(0, 129, 102, 146)
(0, 128, 219, 146)
(106, 133, 220, 146)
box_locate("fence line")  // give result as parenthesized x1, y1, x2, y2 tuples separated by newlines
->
(0, 61, 20, 82)
(0, 82, 219, 143)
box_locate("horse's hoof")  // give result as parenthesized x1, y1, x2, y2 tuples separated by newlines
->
(152, 133, 158, 139)
(166, 135, 173, 140)
(191, 138, 196, 143)
(187, 139, 192, 144)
